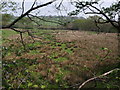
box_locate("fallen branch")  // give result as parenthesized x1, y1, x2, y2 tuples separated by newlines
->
(78, 68, 120, 89)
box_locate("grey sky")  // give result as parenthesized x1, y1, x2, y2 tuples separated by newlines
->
(12, 0, 118, 2)
(8, 0, 119, 17)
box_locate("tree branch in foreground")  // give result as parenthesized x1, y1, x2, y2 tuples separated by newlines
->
(10, 28, 42, 50)
(28, 14, 66, 26)
(78, 68, 120, 89)
(2, 0, 57, 29)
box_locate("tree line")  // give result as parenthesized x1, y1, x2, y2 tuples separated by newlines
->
(1, 13, 117, 33)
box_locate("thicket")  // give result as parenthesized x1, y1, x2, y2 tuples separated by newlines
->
(1, 14, 66, 29)
(1, 13, 117, 33)
(67, 16, 117, 33)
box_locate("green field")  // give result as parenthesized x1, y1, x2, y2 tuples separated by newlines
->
(2, 29, 18, 38)
(2, 29, 120, 89)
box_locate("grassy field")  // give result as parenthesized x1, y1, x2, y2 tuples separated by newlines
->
(2, 29, 19, 38)
(2, 29, 120, 89)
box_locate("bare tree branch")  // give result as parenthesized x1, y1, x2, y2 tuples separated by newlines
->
(28, 14, 65, 26)
(10, 28, 26, 50)
(26, 29, 35, 43)
(78, 68, 120, 89)
(21, 0, 25, 15)
(72, 1, 119, 30)
(2, 0, 57, 29)
(27, 14, 41, 27)
(30, 0, 37, 9)
(9, 27, 43, 49)
(19, 32, 26, 50)
(89, 4, 118, 29)
(56, 0, 63, 10)
(85, 12, 101, 14)
(10, 27, 26, 33)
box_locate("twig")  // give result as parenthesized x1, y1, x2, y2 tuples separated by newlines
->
(26, 30, 35, 43)
(21, 0, 25, 15)
(78, 68, 120, 89)
(2, 0, 57, 29)
(28, 14, 65, 26)
(20, 32, 26, 50)
(56, 0, 63, 10)
(30, 0, 37, 9)
(10, 28, 26, 50)
(17, 68, 30, 88)
(27, 14, 41, 27)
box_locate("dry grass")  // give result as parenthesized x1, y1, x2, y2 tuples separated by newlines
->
(54, 30, 119, 84)
(56, 30, 118, 60)
(3, 30, 120, 87)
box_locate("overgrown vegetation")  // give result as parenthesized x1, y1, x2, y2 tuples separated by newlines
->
(2, 29, 120, 89)
(1, 0, 120, 89)
(1, 13, 117, 33)
(67, 16, 117, 33)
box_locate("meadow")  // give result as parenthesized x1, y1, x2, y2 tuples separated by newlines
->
(2, 29, 120, 88)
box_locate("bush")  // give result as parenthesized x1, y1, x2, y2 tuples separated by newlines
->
(1, 13, 14, 26)
(68, 16, 117, 33)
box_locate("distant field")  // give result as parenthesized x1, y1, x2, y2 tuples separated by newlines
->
(2, 29, 120, 88)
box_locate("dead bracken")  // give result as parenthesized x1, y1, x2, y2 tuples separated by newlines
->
(2, 30, 119, 88)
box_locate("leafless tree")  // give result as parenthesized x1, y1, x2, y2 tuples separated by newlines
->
(69, 0, 120, 56)
(68, 0, 120, 88)
(1, 0, 120, 89)
(1, 0, 60, 49)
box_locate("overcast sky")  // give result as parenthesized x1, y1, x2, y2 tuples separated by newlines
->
(12, 0, 118, 2)
(7, 0, 119, 17)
